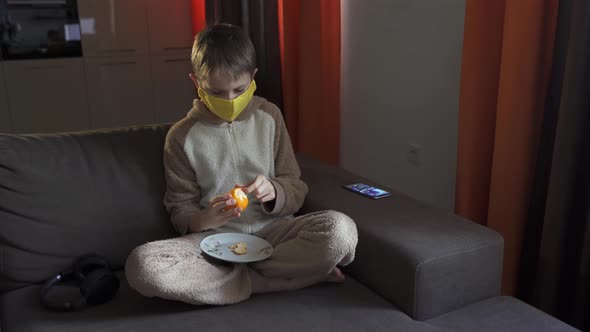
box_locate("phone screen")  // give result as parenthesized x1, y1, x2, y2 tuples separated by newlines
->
(343, 183, 391, 199)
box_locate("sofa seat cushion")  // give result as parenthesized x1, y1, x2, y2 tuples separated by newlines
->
(428, 296, 579, 332)
(0, 272, 439, 332)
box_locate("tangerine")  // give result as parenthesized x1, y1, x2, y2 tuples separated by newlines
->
(226, 187, 248, 211)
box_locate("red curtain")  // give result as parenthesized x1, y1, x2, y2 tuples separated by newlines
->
(279, 0, 341, 165)
(191, 0, 206, 35)
(456, 0, 559, 295)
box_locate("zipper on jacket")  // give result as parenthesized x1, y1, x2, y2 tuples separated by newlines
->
(228, 123, 240, 169)
(228, 123, 251, 234)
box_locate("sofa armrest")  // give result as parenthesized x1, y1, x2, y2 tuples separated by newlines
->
(296, 154, 504, 321)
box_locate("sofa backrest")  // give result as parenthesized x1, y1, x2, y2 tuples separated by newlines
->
(0, 125, 178, 292)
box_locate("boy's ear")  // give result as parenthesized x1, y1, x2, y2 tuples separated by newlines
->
(252, 68, 258, 79)
(189, 73, 199, 89)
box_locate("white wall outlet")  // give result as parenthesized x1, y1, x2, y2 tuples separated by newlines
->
(406, 143, 423, 166)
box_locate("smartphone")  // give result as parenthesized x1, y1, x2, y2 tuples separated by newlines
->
(343, 183, 392, 200)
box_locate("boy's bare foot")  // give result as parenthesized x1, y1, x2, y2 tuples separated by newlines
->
(248, 267, 345, 294)
(249, 268, 326, 294)
(326, 267, 345, 283)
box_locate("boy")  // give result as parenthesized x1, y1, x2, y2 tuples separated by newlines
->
(125, 23, 358, 305)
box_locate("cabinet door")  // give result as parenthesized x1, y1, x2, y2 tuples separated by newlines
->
(4, 59, 89, 134)
(150, 55, 196, 123)
(0, 64, 11, 133)
(85, 56, 154, 129)
(78, 0, 149, 57)
(146, 0, 194, 55)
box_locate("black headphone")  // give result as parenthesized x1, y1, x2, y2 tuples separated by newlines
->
(40, 254, 120, 312)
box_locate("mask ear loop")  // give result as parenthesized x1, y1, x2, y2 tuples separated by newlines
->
(190, 73, 207, 102)
(189, 73, 201, 90)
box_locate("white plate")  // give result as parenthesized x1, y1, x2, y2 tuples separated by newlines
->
(200, 233, 273, 263)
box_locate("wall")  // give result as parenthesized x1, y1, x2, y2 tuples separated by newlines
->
(340, 0, 466, 210)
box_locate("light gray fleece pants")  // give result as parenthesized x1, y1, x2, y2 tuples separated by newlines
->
(125, 210, 358, 305)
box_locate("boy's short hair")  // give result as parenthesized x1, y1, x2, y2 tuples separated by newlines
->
(191, 23, 257, 80)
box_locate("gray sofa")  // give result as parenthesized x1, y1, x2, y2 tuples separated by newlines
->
(0, 125, 577, 331)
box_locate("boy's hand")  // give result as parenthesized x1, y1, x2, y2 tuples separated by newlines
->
(204, 194, 242, 228)
(239, 175, 276, 203)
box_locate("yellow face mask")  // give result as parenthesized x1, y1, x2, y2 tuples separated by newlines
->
(198, 80, 257, 122)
